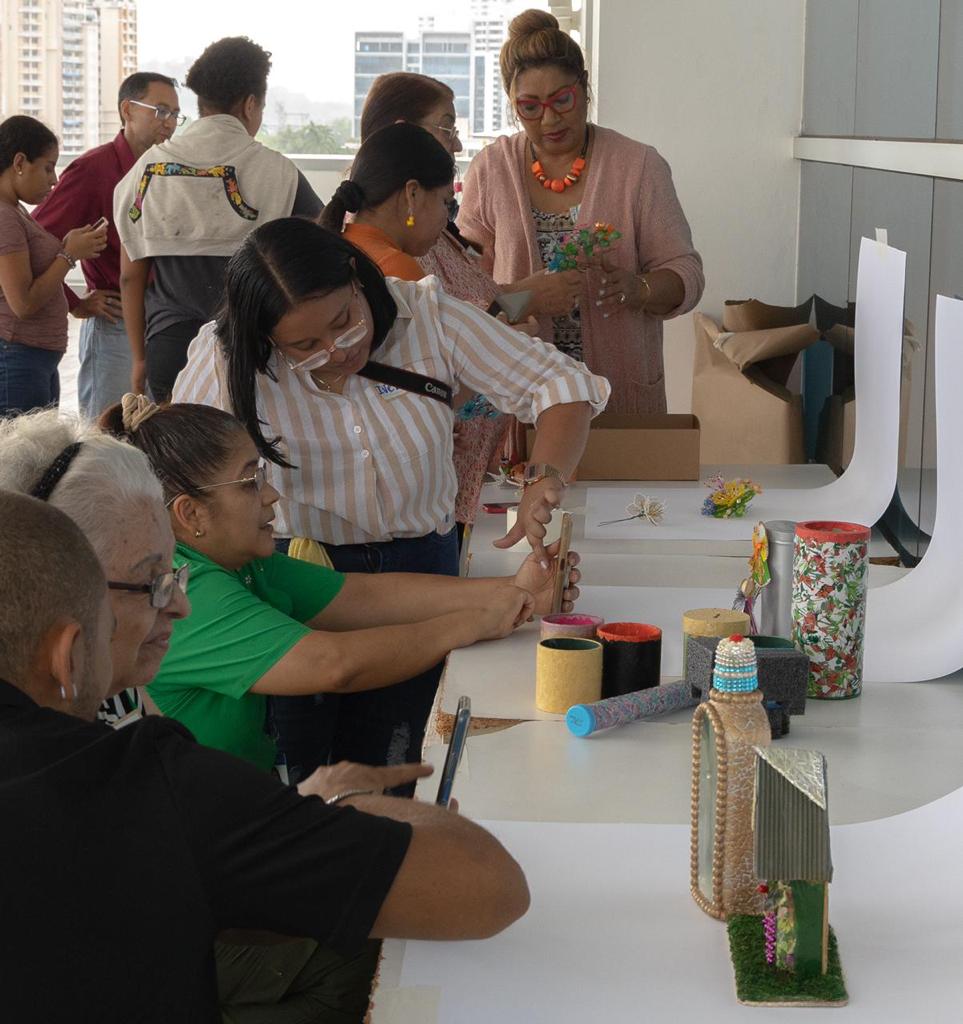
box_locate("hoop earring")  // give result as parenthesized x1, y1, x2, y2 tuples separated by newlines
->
(405, 213, 415, 228)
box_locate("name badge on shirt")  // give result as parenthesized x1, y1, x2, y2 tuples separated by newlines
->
(373, 382, 405, 400)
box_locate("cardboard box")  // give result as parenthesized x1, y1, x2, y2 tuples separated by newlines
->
(527, 412, 700, 480)
(692, 312, 809, 465)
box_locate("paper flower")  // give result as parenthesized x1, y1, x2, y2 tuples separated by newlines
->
(598, 492, 665, 527)
(486, 463, 524, 489)
(457, 393, 500, 421)
(701, 476, 761, 519)
(547, 222, 622, 272)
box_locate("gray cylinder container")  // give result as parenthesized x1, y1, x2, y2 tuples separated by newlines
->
(759, 520, 796, 639)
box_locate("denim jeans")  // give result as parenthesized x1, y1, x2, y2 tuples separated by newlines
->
(77, 315, 131, 421)
(0, 338, 62, 416)
(270, 529, 459, 794)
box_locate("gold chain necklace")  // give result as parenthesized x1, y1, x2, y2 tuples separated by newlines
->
(311, 371, 346, 393)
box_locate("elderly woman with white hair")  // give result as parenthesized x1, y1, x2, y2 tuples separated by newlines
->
(0, 406, 187, 723)
(0, 407, 438, 1023)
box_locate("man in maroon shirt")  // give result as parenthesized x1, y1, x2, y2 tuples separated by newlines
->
(33, 73, 181, 420)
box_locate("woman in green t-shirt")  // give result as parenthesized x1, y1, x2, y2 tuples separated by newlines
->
(102, 395, 580, 778)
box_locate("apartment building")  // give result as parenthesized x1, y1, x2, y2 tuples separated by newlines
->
(0, 0, 137, 154)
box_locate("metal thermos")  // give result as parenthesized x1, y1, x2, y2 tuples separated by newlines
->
(759, 520, 796, 639)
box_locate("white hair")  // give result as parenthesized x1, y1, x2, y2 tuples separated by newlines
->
(0, 410, 164, 565)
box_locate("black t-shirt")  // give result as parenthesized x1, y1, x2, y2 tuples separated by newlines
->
(0, 680, 410, 1022)
(144, 170, 324, 337)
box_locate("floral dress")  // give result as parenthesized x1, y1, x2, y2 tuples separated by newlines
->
(418, 230, 516, 526)
(532, 204, 583, 360)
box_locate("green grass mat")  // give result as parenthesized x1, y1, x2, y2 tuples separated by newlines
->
(727, 914, 848, 1006)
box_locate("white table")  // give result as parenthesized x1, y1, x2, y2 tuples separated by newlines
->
(439, 563, 907, 723)
(368, 470, 940, 1024)
(468, 466, 896, 578)
(426, 674, 963, 826)
(373, 669, 963, 1024)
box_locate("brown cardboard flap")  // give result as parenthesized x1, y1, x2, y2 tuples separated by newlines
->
(692, 312, 806, 464)
(715, 323, 820, 372)
(722, 297, 814, 332)
(526, 412, 701, 480)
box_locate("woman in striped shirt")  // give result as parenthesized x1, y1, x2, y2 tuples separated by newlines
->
(173, 217, 609, 778)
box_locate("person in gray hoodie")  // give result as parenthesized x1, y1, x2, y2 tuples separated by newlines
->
(115, 36, 323, 402)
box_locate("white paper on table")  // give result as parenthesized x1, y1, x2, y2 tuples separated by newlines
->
(441, 584, 736, 720)
(395, 784, 963, 1023)
(864, 295, 963, 681)
(584, 237, 905, 542)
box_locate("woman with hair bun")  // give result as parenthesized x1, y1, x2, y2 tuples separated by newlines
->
(458, 9, 705, 415)
(0, 115, 107, 414)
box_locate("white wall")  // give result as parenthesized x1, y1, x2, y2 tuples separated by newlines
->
(592, 0, 806, 412)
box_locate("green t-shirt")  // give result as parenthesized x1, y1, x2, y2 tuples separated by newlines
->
(148, 545, 346, 772)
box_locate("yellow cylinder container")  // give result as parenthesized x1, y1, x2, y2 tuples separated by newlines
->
(535, 638, 603, 713)
(681, 608, 751, 674)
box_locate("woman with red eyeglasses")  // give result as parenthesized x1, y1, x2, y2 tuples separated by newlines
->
(458, 9, 705, 415)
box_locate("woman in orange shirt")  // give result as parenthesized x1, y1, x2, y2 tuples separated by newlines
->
(320, 123, 453, 281)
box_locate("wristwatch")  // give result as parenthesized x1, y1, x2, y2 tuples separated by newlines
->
(57, 251, 77, 269)
(522, 463, 567, 489)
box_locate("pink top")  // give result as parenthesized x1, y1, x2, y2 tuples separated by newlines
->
(419, 230, 511, 525)
(458, 125, 704, 414)
(0, 203, 68, 351)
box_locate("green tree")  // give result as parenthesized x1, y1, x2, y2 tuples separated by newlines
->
(260, 118, 353, 155)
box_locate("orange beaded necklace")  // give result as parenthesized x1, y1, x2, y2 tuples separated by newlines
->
(531, 128, 589, 193)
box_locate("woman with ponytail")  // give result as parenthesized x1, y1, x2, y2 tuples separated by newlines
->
(320, 123, 455, 282)
(99, 395, 559, 780)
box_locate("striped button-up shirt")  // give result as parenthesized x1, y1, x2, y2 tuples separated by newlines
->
(174, 276, 610, 544)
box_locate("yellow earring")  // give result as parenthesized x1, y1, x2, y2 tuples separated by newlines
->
(406, 213, 415, 228)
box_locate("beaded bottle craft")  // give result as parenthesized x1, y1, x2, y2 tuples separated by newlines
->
(690, 635, 771, 919)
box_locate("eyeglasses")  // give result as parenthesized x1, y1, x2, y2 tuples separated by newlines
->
(108, 564, 190, 610)
(428, 123, 459, 141)
(128, 99, 188, 126)
(194, 461, 268, 496)
(276, 282, 367, 374)
(515, 81, 581, 121)
(164, 461, 269, 508)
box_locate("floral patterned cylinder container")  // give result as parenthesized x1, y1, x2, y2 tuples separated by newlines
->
(791, 521, 870, 699)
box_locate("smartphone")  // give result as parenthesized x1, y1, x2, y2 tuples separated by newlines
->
(93, 216, 109, 230)
(486, 290, 532, 325)
(482, 501, 519, 513)
(550, 511, 574, 614)
(436, 696, 471, 807)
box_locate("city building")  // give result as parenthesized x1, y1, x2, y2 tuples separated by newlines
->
(354, 27, 470, 140)
(95, 0, 138, 143)
(353, 2, 548, 149)
(470, 0, 508, 138)
(0, 0, 137, 155)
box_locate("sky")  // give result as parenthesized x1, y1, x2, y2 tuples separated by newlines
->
(137, 0, 522, 120)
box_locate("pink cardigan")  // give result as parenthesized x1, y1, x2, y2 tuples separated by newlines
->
(458, 125, 704, 414)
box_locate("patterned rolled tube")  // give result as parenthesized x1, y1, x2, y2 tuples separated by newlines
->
(566, 680, 698, 737)
(791, 520, 870, 699)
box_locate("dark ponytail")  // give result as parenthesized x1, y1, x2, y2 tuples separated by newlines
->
(319, 122, 454, 235)
(100, 401, 245, 506)
(215, 218, 399, 466)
